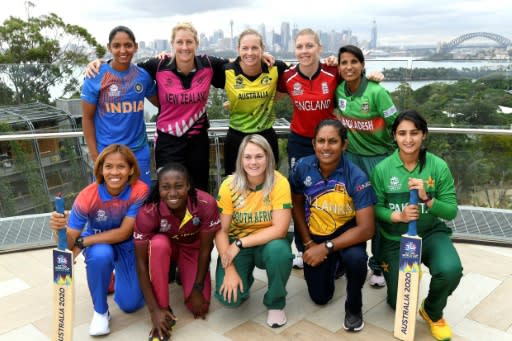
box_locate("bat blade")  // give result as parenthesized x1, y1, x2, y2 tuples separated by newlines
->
(52, 195, 74, 341)
(394, 190, 422, 341)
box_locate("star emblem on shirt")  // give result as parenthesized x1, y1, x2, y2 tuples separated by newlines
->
(425, 176, 435, 189)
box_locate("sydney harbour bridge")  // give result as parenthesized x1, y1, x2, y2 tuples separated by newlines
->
(438, 32, 511, 52)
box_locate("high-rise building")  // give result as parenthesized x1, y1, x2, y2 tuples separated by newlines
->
(370, 20, 377, 49)
(258, 23, 267, 46)
(280, 22, 291, 52)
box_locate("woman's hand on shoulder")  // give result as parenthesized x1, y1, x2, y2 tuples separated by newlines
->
(323, 55, 337, 66)
(84, 59, 104, 78)
(262, 52, 275, 66)
(155, 51, 172, 60)
(367, 70, 384, 82)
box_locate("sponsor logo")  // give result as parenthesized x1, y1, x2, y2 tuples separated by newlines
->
(95, 210, 107, 222)
(292, 82, 303, 96)
(304, 176, 312, 187)
(388, 176, 401, 191)
(108, 84, 120, 97)
(160, 219, 170, 232)
(235, 76, 244, 89)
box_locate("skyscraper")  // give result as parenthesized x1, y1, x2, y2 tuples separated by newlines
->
(370, 20, 377, 49)
(281, 22, 291, 53)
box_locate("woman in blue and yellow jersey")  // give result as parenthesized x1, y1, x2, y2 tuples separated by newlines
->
(370, 110, 462, 341)
(81, 26, 158, 186)
(215, 134, 293, 328)
(289, 119, 376, 333)
(335, 44, 399, 286)
(213, 29, 288, 175)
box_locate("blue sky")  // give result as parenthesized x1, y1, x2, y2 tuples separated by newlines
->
(2, 0, 510, 47)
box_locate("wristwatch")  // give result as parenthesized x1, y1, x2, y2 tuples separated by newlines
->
(193, 282, 204, 291)
(234, 238, 244, 249)
(74, 236, 85, 249)
(324, 240, 334, 254)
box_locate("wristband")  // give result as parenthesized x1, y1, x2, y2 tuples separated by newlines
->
(420, 194, 433, 204)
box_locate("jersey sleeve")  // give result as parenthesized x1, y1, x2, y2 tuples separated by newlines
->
(428, 157, 458, 220)
(67, 189, 91, 231)
(141, 68, 157, 98)
(275, 60, 289, 76)
(133, 203, 159, 241)
(374, 84, 398, 133)
(289, 159, 305, 194)
(270, 173, 293, 209)
(210, 57, 227, 89)
(80, 73, 100, 105)
(199, 196, 221, 235)
(137, 57, 161, 80)
(347, 166, 377, 211)
(216, 177, 234, 215)
(125, 181, 149, 217)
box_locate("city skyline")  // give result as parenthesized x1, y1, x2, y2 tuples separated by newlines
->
(1, 0, 511, 48)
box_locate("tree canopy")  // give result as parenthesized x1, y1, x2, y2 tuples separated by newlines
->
(0, 13, 105, 104)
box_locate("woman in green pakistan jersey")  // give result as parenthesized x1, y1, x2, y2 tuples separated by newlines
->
(370, 110, 462, 341)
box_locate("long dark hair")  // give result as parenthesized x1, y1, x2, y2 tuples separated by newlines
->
(145, 162, 197, 207)
(392, 109, 428, 171)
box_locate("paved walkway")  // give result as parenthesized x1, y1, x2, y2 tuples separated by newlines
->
(1, 243, 511, 340)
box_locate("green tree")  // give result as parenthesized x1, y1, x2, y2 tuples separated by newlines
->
(0, 13, 105, 104)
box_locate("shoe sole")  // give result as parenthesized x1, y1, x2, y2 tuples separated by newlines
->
(343, 321, 364, 332)
(369, 282, 386, 288)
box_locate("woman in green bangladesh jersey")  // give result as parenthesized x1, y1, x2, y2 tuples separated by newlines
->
(370, 110, 462, 341)
(334, 44, 399, 287)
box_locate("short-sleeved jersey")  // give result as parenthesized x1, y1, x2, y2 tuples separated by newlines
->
(335, 76, 398, 156)
(80, 63, 156, 152)
(290, 155, 376, 236)
(217, 171, 292, 238)
(370, 150, 458, 240)
(133, 189, 221, 244)
(138, 55, 227, 137)
(67, 180, 148, 237)
(278, 63, 338, 138)
(218, 58, 288, 133)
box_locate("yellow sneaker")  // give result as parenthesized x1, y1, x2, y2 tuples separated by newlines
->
(419, 300, 452, 341)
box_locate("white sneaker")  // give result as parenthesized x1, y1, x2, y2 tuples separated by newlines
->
(267, 309, 287, 328)
(369, 273, 386, 288)
(292, 252, 304, 269)
(89, 310, 111, 336)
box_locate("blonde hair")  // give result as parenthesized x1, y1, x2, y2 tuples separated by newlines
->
(171, 22, 199, 44)
(231, 134, 275, 197)
(238, 28, 264, 49)
(94, 144, 140, 185)
(295, 28, 321, 46)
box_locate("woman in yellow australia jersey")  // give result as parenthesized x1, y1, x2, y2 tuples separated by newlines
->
(214, 134, 293, 328)
(212, 29, 289, 175)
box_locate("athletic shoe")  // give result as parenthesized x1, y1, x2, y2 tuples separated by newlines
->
(267, 309, 287, 328)
(369, 273, 386, 287)
(292, 252, 304, 269)
(89, 310, 110, 336)
(343, 310, 364, 332)
(419, 300, 452, 341)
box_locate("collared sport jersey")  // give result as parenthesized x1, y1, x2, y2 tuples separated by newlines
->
(279, 63, 339, 138)
(133, 189, 221, 244)
(138, 55, 227, 137)
(80, 63, 156, 152)
(335, 76, 398, 156)
(370, 150, 458, 240)
(217, 171, 292, 238)
(67, 180, 149, 236)
(289, 155, 376, 236)
(219, 58, 288, 133)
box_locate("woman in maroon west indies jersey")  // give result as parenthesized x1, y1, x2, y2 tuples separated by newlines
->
(133, 162, 221, 340)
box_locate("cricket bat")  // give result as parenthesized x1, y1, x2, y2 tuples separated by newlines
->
(52, 194, 74, 341)
(393, 189, 421, 341)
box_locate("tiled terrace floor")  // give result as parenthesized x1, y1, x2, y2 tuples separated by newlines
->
(1, 242, 512, 341)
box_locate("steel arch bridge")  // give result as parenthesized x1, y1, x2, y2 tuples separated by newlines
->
(441, 32, 512, 52)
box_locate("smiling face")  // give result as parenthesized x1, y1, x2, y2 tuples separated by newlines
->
(172, 28, 198, 65)
(394, 119, 426, 158)
(108, 31, 138, 70)
(313, 125, 347, 169)
(158, 169, 190, 214)
(238, 33, 263, 69)
(242, 142, 267, 184)
(338, 51, 364, 82)
(102, 152, 134, 196)
(295, 33, 322, 68)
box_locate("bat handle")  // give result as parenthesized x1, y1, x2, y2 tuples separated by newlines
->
(408, 189, 419, 235)
(55, 195, 67, 250)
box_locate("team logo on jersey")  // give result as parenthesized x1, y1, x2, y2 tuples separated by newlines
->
(388, 176, 401, 191)
(321, 81, 329, 94)
(95, 210, 108, 222)
(334, 183, 346, 193)
(292, 82, 303, 96)
(160, 219, 170, 232)
(360, 101, 369, 113)
(108, 84, 120, 97)
(338, 98, 347, 111)
(261, 76, 271, 85)
(134, 83, 143, 94)
(304, 176, 313, 187)
(235, 76, 244, 89)
(425, 175, 435, 189)
(192, 216, 201, 226)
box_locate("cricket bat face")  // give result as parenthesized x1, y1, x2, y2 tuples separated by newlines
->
(52, 195, 74, 341)
(53, 246, 74, 341)
(394, 189, 421, 341)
